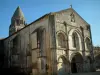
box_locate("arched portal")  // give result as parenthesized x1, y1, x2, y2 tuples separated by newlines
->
(57, 55, 70, 75)
(71, 53, 83, 73)
(86, 56, 92, 72)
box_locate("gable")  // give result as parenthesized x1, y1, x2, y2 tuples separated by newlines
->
(71, 8, 89, 25)
(55, 8, 89, 29)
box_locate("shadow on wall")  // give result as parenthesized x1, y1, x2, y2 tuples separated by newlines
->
(58, 63, 70, 75)
(1, 67, 31, 75)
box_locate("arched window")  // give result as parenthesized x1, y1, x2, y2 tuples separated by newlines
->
(72, 32, 79, 49)
(12, 35, 19, 54)
(86, 38, 91, 50)
(57, 33, 66, 48)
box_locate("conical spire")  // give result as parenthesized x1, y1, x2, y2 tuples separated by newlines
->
(12, 6, 25, 19)
(9, 6, 26, 35)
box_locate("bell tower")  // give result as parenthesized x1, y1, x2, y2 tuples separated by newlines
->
(9, 6, 26, 35)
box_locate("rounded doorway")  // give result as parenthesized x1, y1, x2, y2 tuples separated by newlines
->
(71, 53, 83, 73)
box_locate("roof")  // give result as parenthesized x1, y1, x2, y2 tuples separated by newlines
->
(12, 6, 25, 20)
(4, 7, 90, 40)
(55, 8, 89, 25)
(4, 13, 50, 40)
(0, 38, 5, 40)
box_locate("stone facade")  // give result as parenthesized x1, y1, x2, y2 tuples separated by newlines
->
(0, 7, 97, 75)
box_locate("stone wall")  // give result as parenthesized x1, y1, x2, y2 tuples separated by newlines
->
(3, 14, 50, 75)
(0, 39, 4, 69)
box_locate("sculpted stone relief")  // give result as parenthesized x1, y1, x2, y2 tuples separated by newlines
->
(70, 12, 75, 22)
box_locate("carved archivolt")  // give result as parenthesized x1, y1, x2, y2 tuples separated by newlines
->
(68, 28, 82, 50)
(70, 52, 83, 62)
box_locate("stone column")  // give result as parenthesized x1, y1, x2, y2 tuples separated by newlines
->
(63, 21, 71, 74)
(48, 14, 57, 75)
(80, 26, 87, 72)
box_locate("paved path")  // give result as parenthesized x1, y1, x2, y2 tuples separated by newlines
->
(70, 72, 100, 75)
(58, 71, 100, 75)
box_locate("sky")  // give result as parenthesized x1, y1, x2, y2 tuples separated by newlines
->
(0, 0, 100, 46)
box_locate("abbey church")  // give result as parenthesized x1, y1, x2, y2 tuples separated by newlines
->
(0, 6, 100, 75)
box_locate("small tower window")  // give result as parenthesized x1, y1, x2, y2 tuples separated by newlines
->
(20, 20, 23, 24)
(16, 20, 20, 25)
